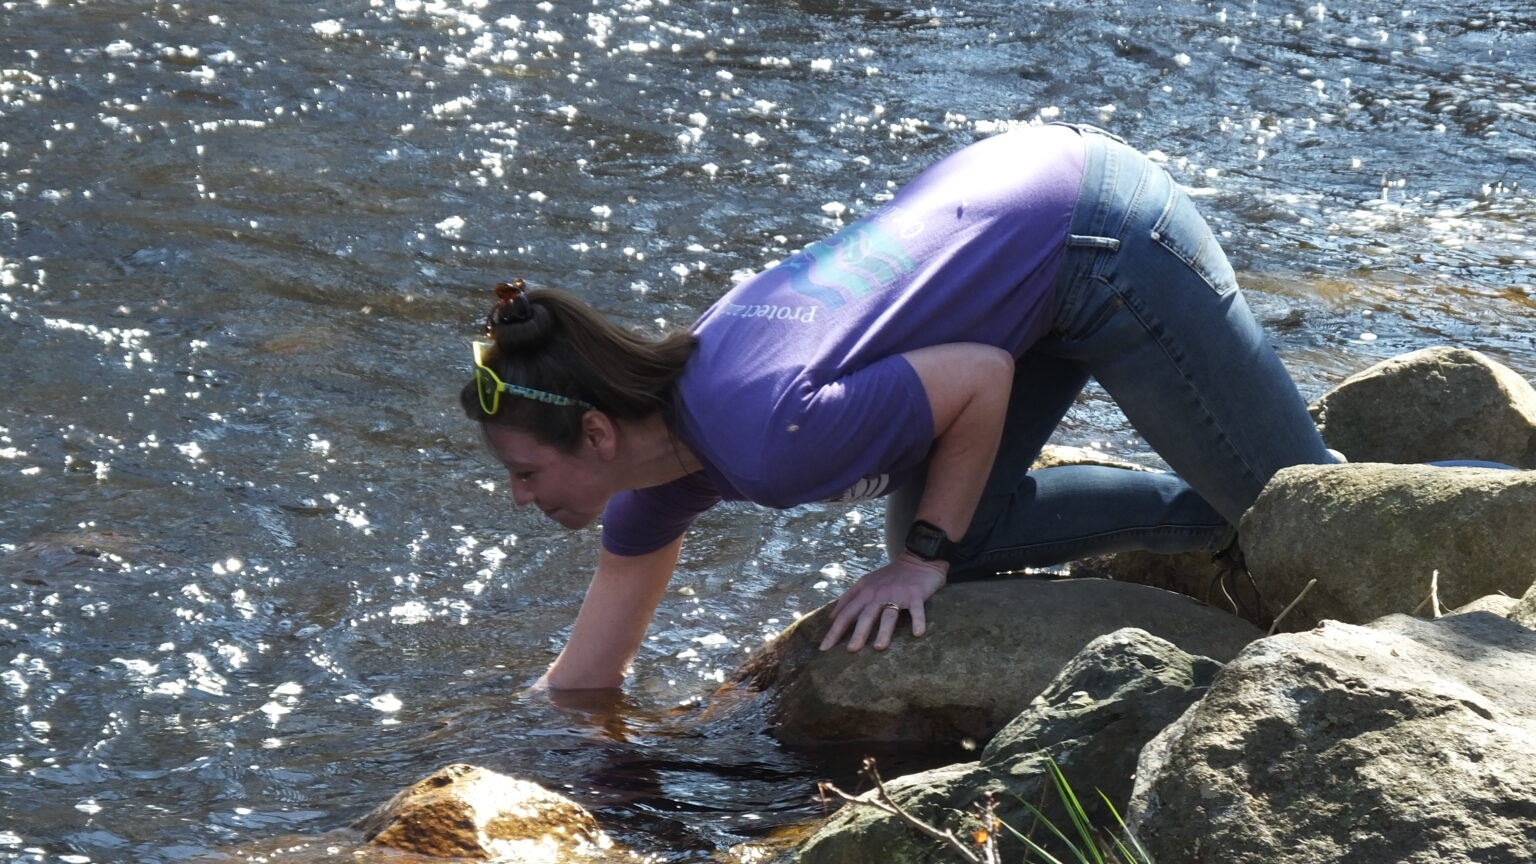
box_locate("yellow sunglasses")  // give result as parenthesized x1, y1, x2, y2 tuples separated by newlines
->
(471, 341, 594, 415)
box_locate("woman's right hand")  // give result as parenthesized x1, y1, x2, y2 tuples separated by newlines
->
(545, 539, 682, 689)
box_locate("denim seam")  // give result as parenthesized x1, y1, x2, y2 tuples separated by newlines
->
(1106, 281, 1265, 486)
(1056, 274, 1122, 343)
(1112, 160, 1154, 242)
(1150, 191, 1236, 297)
(1087, 137, 1122, 240)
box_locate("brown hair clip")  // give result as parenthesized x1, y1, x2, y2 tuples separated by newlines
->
(486, 278, 534, 329)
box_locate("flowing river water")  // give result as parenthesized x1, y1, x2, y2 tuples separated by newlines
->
(1, 0, 1533, 861)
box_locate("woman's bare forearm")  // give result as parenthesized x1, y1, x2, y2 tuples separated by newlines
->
(544, 537, 682, 689)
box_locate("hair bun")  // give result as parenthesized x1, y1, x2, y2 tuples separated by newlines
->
(487, 279, 557, 354)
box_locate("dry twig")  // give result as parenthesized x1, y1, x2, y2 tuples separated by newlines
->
(1410, 569, 1444, 618)
(818, 757, 986, 864)
(1268, 578, 1318, 636)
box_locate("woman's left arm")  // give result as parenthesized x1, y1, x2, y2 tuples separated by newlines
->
(818, 342, 1014, 652)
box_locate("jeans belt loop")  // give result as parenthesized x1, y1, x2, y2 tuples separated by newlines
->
(1066, 234, 1121, 252)
(1049, 120, 1129, 146)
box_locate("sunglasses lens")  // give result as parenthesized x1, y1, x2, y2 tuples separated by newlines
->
(475, 366, 500, 415)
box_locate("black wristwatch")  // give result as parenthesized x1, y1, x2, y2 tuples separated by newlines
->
(904, 519, 958, 563)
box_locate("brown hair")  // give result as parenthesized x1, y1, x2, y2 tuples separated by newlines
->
(460, 281, 698, 450)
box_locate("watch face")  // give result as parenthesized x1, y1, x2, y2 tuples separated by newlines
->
(906, 521, 948, 560)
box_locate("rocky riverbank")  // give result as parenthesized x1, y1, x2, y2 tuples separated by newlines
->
(260, 347, 1536, 863)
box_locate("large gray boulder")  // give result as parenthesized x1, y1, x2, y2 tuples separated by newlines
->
(1126, 613, 1536, 864)
(1308, 347, 1536, 467)
(1241, 463, 1536, 631)
(792, 629, 1220, 864)
(731, 579, 1261, 745)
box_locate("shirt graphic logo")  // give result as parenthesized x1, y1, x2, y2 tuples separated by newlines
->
(826, 474, 892, 503)
(781, 220, 916, 309)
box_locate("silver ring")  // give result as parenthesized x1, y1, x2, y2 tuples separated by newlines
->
(882, 602, 902, 612)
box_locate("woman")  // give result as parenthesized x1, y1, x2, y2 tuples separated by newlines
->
(463, 123, 1336, 690)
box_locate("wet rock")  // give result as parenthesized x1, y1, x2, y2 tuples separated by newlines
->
(259, 324, 343, 356)
(1308, 347, 1536, 467)
(731, 579, 1260, 746)
(1126, 613, 1536, 864)
(353, 763, 611, 860)
(2, 530, 147, 583)
(791, 629, 1220, 864)
(1240, 463, 1536, 631)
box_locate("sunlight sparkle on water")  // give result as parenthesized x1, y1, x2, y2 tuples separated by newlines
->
(369, 693, 403, 713)
(0, 0, 1530, 859)
(388, 600, 434, 624)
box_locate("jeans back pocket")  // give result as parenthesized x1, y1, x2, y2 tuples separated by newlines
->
(1149, 184, 1239, 296)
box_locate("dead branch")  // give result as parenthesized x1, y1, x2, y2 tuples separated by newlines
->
(818, 757, 985, 864)
(1410, 569, 1444, 619)
(1268, 578, 1318, 636)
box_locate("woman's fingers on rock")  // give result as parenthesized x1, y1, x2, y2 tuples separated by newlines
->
(844, 604, 882, 652)
(873, 607, 900, 650)
(909, 601, 927, 638)
(818, 610, 852, 651)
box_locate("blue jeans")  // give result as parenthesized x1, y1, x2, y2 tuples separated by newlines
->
(887, 127, 1337, 577)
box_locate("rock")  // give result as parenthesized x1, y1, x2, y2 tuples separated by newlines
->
(353, 763, 611, 860)
(1452, 594, 1520, 618)
(1308, 347, 1536, 467)
(731, 579, 1261, 746)
(1512, 583, 1536, 630)
(1031, 444, 1155, 472)
(791, 629, 1220, 864)
(1126, 613, 1536, 864)
(1240, 463, 1536, 631)
(1068, 549, 1262, 624)
(794, 760, 992, 864)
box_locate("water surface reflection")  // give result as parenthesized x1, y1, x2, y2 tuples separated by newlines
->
(1, 0, 1531, 860)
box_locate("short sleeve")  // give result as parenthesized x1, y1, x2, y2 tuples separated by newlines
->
(744, 353, 935, 506)
(601, 472, 722, 556)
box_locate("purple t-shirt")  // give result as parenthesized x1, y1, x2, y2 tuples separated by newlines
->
(602, 124, 1086, 556)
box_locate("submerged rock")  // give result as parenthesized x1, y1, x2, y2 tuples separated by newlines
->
(732, 578, 1260, 746)
(3, 529, 148, 582)
(1308, 346, 1536, 467)
(353, 763, 611, 860)
(1126, 613, 1536, 864)
(1240, 463, 1536, 631)
(792, 628, 1220, 864)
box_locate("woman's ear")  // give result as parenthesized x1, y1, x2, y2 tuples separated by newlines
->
(580, 410, 620, 458)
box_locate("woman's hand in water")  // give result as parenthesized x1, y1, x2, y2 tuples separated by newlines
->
(818, 553, 948, 652)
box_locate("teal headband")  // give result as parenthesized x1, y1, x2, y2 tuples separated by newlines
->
(471, 340, 595, 414)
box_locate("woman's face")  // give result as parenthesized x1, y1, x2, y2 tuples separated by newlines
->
(481, 423, 614, 529)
